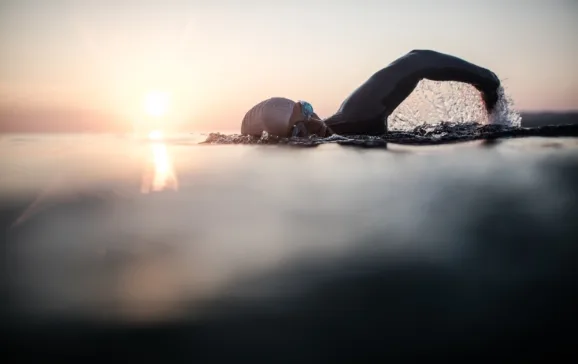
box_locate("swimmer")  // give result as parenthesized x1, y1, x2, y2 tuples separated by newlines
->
(240, 49, 500, 137)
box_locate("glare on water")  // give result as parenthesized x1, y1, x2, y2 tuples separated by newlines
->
(141, 131, 179, 194)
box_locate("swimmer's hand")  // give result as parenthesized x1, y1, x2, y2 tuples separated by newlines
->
(482, 89, 499, 114)
(479, 71, 500, 114)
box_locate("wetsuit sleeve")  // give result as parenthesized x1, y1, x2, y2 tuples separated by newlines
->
(324, 50, 501, 135)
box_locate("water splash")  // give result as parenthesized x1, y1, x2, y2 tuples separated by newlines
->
(388, 80, 521, 131)
(489, 85, 523, 127)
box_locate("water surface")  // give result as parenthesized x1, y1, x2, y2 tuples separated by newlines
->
(1, 132, 577, 362)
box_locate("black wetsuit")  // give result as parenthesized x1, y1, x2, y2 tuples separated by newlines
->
(324, 50, 501, 135)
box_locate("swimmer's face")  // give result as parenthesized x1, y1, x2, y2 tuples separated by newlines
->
(291, 119, 332, 138)
(290, 101, 333, 137)
(304, 119, 332, 137)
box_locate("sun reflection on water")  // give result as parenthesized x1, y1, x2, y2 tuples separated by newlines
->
(141, 130, 178, 194)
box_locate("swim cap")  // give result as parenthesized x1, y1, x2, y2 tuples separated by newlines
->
(241, 97, 296, 136)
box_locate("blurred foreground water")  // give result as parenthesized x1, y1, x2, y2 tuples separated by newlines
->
(1, 130, 577, 362)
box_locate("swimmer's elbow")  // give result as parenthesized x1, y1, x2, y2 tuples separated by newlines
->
(407, 49, 437, 56)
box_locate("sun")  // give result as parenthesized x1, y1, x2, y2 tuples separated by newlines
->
(148, 129, 163, 140)
(144, 90, 171, 117)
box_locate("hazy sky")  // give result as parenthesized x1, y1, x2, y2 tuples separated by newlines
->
(1, 0, 577, 132)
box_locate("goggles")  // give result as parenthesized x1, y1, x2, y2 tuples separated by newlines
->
(298, 100, 314, 121)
